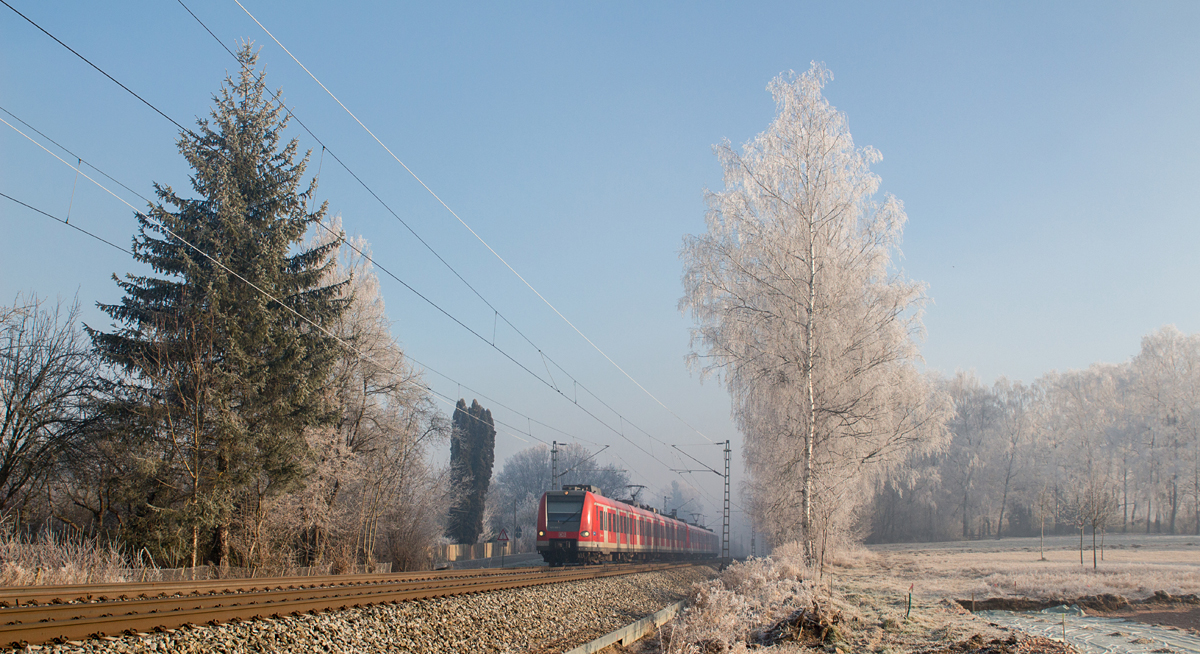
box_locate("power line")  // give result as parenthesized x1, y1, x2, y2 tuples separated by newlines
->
(0, 109, 686, 487)
(0, 191, 130, 255)
(230, 0, 716, 445)
(1, 5, 724, 499)
(0, 114, 547, 448)
(0, 100, 555, 449)
(170, 3, 718, 486)
(0, 106, 153, 207)
(0, 177, 540, 447)
(0, 105, 561, 449)
(174, 0, 699, 459)
(0, 152, 558, 450)
(0, 0, 188, 135)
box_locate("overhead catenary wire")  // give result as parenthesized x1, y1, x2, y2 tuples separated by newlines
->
(0, 106, 683, 493)
(0, 191, 130, 255)
(0, 106, 684, 504)
(229, 0, 716, 445)
(168, 2, 717, 489)
(0, 114, 536, 447)
(172, 0, 700, 460)
(1, 4, 726, 505)
(2, 179, 536, 447)
(0, 106, 154, 206)
(0, 104, 551, 447)
(0, 101, 554, 447)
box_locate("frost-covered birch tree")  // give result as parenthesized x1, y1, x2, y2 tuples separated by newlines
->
(681, 64, 948, 558)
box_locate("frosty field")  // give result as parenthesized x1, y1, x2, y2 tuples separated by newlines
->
(812, 535, 1200, 652)
(866, 534, 1200, 602)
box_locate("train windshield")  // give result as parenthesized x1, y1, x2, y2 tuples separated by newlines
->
(546, 496, 585, 531)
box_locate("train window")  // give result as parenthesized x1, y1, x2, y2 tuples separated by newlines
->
(546, 495, 584, 531)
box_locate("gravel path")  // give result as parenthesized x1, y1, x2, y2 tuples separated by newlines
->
(24, 565, 715, 654)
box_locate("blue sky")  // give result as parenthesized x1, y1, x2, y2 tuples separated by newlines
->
(2, 1, 1198, 528)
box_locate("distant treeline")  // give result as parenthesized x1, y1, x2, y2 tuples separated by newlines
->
(866, 326, 1200, 543)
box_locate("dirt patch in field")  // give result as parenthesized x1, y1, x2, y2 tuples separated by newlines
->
(914, 634, 1076, 654)
(1097, 605, 1200, 634)
(957, 590, 1200, 639)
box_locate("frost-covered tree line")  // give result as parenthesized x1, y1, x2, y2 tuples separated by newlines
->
(867, 325, 1200, 544)
(0, 46, 448, 572)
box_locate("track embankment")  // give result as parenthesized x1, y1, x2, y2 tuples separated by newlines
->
(0, 563, 715, 652)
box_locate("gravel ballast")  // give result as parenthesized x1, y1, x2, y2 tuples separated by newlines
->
(24, 565, 715, 654)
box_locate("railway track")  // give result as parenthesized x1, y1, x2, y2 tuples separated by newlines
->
(0, 562, 694, 648)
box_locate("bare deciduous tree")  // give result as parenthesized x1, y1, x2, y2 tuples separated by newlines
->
(0, 294, 94, 521)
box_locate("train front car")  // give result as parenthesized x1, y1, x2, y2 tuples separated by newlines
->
(536, 486, 593, 566)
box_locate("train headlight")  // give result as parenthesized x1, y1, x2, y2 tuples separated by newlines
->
(581, 531, 590, 537)
(538, 530, 545, 537)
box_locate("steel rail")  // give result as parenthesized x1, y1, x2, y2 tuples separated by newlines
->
(0, 566, 525, 606)
(0, 563, 693, 647)
(0, 568, 587, 622)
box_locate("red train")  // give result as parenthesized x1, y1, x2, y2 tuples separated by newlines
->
(536, 485, 719, 566)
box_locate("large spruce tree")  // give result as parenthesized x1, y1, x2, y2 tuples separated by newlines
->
(445, 399, 496, 544)
(89, 45, 346, 567)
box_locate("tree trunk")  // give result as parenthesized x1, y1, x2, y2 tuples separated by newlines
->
(1039, 512, 1045, 560)
(218, 523, 230, 574)
(802, 222, 816, 564)
(191, 524, 199, 571)
(1122, 461, 1129, 532)
(1170, 476, 1179, 534)
(997, 471, 1011, 540)
(1092, 523, 1097, 570)
(962, 489, 971, 540)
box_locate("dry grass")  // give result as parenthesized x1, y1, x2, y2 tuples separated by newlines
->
(868, 533, 1200, 602)
(647, 535, 1149, 653)
(651, 543, 1014, 654)
(662, 545, 815, 653)
(0, 523, 154, 586)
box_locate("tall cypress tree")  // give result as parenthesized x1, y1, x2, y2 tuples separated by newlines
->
(88, 45, 346, 566)
(446, 399, 496, 544)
